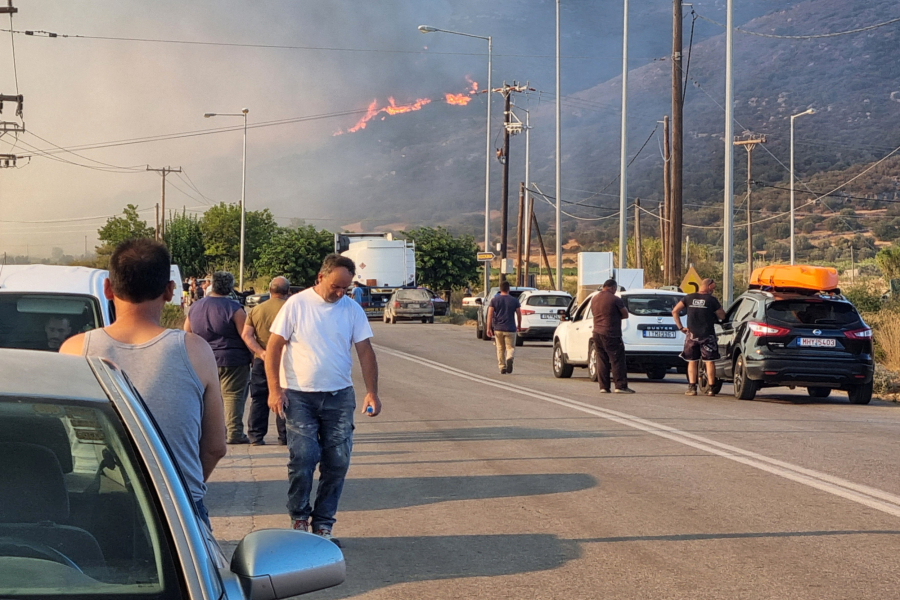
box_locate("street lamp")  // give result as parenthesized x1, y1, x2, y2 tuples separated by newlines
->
(204, 108, 250, 290)
(790, 107, 815, 265)
(419, 25, 492, 296)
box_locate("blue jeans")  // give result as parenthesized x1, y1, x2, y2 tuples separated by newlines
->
(285, 387, 355, 530)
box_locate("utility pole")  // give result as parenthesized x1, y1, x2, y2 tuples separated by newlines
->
(516, 182, 525, 286)
(634, 198, 642, 269)
(670, 0, 684, 285)
(733, 135, 766, 279)
(662, 115, 671, 283)
(723, 0, 735, 304)
(155, 203, 160, 240)
(531, 213, 555, 289)
(618, 0, 630, 270)
(147, 166, 182, 239)
(496, 82, 527, 269)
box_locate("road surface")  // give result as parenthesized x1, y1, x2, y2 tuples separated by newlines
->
(208, 321, 900, 599)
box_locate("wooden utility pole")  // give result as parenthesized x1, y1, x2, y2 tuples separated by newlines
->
(524, 187, 533, 287)
(634, 198, 642, 269)
(531, 213, 554, 289)
(155, 203, 160, 240)
(495, 82, 528, 265)
(515, 182, 525, 286)
(733, 135, 766, 279)
(662, 115, 671, 282)
(147, 166, 182, 239)
(670, 0, 684, 285)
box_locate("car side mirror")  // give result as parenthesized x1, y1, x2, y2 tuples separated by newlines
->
(715, 323, 724, 334)
(475, 298, 483, 305)
(230, 529, 345, 599)
(557, 309, 569, 321)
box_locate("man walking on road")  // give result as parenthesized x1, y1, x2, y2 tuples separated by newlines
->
(672, 278, 726, 396)
(591, 279, 634, 394)
(486, 280, 522, 374)
(241, 276, 290, 446)
(265, 254, 381, 547)
(61, 239, 227, 527)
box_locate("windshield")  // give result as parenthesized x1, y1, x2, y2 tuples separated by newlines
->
(0, 294, 101, 352)
(525, 295, 571, 307)
(0, 398, 184, 599)
(766, 300, 861, 327)
(623, 294, 683, 317)
(398, 289, 431, 301)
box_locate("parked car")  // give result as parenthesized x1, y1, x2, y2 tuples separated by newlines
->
(552, 289, 686, 380)
(703, 288, 874, 403)
(0, 348, 345, 598)
(515, 290, 572, 346)
(475, 286, 537, 340)
(383, 288, 435, 324)
(462, 296, 483, 308)
(244, 292, 270, 308)
(0, 265, 114, 352)
(169, 265, 184, 307)
(422, 288, 448, 316)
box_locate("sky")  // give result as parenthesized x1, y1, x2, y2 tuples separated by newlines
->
(0, 0, 783, 258)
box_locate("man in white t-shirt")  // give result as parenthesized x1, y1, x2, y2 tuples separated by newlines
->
(265, 254, 381, 547)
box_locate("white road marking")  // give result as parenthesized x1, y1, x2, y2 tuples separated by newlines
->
(376, 344, 900, 519)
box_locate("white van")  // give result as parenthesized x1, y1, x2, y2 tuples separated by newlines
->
(0, 265, 113, 351)
(170, 264, 184, 307)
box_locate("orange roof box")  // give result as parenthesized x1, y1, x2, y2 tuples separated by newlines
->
(749, 264, 839, 292)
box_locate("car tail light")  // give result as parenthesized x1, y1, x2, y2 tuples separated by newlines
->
(845, 327, 873, 340)
(748, 321, 790, 337)
(520, 309, 535, 315)
(361, 301, 369, 308)
(394, 301, 401, 308)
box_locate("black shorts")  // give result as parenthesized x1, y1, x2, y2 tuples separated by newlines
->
(680, 333, 720, 362)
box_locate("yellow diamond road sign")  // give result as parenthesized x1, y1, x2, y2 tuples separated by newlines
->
(477, 252, 495, 262)
(680, 266, 703, 294)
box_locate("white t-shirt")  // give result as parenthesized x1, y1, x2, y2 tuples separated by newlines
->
(270, 288, 374, 392)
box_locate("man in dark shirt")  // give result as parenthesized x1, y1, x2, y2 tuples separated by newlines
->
(672, 278, 726, 396)
(590, 279, 634, 394)
(486, 280, 522, 374)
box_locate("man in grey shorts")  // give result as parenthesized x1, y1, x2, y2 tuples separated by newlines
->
(62, 238, 227, 527)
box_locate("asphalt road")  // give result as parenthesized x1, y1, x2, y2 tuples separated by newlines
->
(208, 321, 900, 599)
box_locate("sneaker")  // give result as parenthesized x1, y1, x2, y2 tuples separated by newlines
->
(278, 438, 288, 446)
(506, 359, 514, 374)
(614, 387, 636, 394)
(500, 367, 507, 374)
(706, 388, 717, 397)
(599, 388, 611, 394)
(291, 519, 309, 532)
(685, 384, 698, 396)
(227, 436, 250, 445)
(313, 528, 342, 548)
(250, 439, 266, 446)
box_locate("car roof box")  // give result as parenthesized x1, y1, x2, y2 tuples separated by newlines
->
(749, 265, 840, 294)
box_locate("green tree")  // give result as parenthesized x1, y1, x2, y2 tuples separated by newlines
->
(402, 226, 480, 294)
(876, 246, 900, 282)
(255, 225, 334, 287)
(164, 212, 206, 277)
(97, 204, 154, 247)
(199, 202, 277, 273)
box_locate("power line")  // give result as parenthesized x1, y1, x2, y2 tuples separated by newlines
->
(7, 13, 18, 94)
(694, 11, 900, 39)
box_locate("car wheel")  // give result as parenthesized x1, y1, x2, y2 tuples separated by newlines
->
(421, 317, 428, 324)
(588, 343, 599, 382)
(847, 381, 873, 405)
(807, 386, 832, 398)
(429, 316, 435, 324)
(515, 336, 524, 347)
(733, 354, 758, 400)
(553, 341, 574, 379)
(698, 368, 723, 395)
(646, 366, 667, 381)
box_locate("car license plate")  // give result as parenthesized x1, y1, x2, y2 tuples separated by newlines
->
(643, 331, 676, 338)
(541, 314, 559, 320)
(798, 337, 836, 348)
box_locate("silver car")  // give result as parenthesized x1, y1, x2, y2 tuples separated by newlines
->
(0, 349, 345, 599)
(383, 288, 435, 324)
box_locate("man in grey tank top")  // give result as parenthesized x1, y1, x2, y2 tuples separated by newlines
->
(61, 238, 227, 527)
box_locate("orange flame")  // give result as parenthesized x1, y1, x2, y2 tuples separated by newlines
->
(445, 93, 471, 106)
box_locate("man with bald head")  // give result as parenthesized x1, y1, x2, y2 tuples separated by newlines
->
(242, 276, 291, 445)
(672, 278, 726, 396)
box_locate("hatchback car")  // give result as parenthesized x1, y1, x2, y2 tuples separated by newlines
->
(383, 288, 435, 323)
(703, 289, 874, 403)
(0, 349, 345, 599)
(515, 290, 572, 346)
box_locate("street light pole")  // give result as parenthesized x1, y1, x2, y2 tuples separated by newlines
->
(555, 0, 563, 290)
(618, 0, 629, 270)
(418, 25, 492, 295)
(722, 0, 735, 305)
(790, 108, 815, 265)
(204, 108, 250, 291)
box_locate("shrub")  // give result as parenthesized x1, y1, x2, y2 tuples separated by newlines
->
(161, 304, 186, 330)
(843, 285, 883, 314)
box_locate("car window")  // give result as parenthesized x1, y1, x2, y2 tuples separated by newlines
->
(0, 294, 102, 352)
(398, 290, 431, 301)
(0, 399, 184, 599)
(766, 300, 861, 326)
(623, 294, 683, 316)
(572, 298, 591, 322)
(731, 298, 757, 324)
(525, 295, 571, 307)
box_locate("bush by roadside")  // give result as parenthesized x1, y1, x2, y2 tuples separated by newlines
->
(161, 304, 186, 330)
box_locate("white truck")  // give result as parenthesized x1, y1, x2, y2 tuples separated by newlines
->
(335, 233, 416, 319)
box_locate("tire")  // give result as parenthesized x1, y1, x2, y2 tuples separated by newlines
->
(848, 381, 873, 405)
(732, 354, 759, 400)
(646, 366, 667, 381)
(428, 317, 435, 324)
(422, 317, 428, 324)
(553, 341, 574, 379)
(698, 368, 723, 395)
(476, 322, 484, 339)
(588, 343, 599, 382)
(515, 336, 524, 347)
(807, 386, 832, 398)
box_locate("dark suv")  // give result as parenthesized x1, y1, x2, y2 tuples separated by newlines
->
(702, 289, 874, 404)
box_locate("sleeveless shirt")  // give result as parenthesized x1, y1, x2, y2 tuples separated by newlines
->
(82, 329, 207, 502)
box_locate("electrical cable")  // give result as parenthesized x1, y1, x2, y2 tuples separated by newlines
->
(24, 130, 146, 172)
(8, 13, 18, 94)
(682, 10, 697, 104)
(694, 11, 900, 40)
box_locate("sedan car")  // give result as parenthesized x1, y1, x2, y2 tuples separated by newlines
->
(383, 288, 435, 324)
(0, 349, 345, 599)
(515, 290, 572, 346)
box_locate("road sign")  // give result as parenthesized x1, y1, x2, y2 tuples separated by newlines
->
(680, 266, 703, 294)
(477, 252, 495, 262)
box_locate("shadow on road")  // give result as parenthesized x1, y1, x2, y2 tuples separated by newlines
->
(206, 473, 597, 516)
(354, 426, 621, 445)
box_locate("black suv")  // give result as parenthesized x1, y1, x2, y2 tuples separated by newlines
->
(701, 289, 874, 404)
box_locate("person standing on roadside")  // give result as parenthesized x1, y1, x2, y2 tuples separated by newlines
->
(672, 278, 726, 396)
(486, 280, 523, 374)
(350, 281, 364, 305)
(265, 254, 381, 547)
(241, 276, 290, 446)
(591, 279, 634, 394)
(61, 239, 227, 527)
(184, 271, 253, 444)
